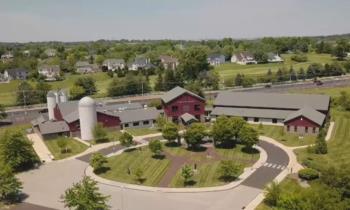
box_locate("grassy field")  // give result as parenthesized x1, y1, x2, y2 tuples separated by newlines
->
(169, 145, 259, 187)
(0, 124, 31, 136)
(215, 53, 335, 82)
(99, 147, 171, 186)
(125, 127, 160, 136)
(289, 86, 350, 97)
(250, 124, 316, 147)
(44, 137, 88, 160)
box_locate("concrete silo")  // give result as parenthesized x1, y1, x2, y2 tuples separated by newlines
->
(58, 90, 68, 103)
(78, 96, 97, 141)
(47, 91, 57, 120)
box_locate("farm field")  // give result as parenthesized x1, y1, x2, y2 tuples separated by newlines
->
(215, 53, 335, 82)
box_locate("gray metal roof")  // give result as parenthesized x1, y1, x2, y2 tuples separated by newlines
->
(38, 121, 70, 135)
(31, 114, 49, 126)
(211, 107, 294, 119)
(161, 86, 205, 104)
(284, 107, 326, 126)
(97, 102, 143, 112)
(180, 113, 198, 123)
(103, 59, 125, 65)
(114, 107, 160, 123)
(214, 92, 330, 112)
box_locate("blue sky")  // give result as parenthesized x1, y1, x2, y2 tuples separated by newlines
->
(0, 0, 349, 42)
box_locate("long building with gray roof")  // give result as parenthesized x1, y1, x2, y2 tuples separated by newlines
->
(212, 91, 330, 135)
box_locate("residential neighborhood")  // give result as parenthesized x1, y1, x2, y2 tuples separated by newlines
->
(0, 1, 350, 210)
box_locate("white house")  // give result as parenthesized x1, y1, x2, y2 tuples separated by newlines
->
(159, 55, 179, 70)
(231, 52, 257, 65)
(75, 61, 99, 74)
(44, 49, 57, 57)
(129, 57, 154, 71)
(102, 59, 125, 71)
(1, 52, 14, 63)
(38, 65, 61, 81)
(267, 53, 283, 63)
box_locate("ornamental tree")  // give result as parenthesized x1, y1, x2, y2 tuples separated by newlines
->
(62, 176, 110, 210)
(162, 122, 179, 144)
(119, 132, 134, 147)
(90, 153, 108, 174)
(184, 123, 207, 149)
(239, 126, 259, 151)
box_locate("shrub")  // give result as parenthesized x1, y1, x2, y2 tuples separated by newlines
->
(291, 54, 308, 62)
(298, 168, 319, 180)
(219, 160, 241, 182)
(90, 153, 108, 173)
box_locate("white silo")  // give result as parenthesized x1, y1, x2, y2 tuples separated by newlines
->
(59, 90, 68, 103)
(54, 91, 60, 104)
(78, 96, 97, 141)
(47, 91, 57, 120)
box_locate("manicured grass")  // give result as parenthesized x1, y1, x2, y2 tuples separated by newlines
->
(44, 137, 88, 160)
(250, 124, 316, 147)
(169, 144, 259, 188)
(125, 127, 159, 136)
(99, 147, 171, 186)
(215, 53, 335, 82)
(289, 86, 350, 98)
(0, 123, 31, 136)
(295, 110, 350, 170)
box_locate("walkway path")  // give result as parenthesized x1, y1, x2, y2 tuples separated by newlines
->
(27, 133, 53, 163)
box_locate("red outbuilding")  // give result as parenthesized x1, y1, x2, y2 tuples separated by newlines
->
(161, 86, 205, 124)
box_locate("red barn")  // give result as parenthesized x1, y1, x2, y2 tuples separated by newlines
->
(161, 86, 205, 124)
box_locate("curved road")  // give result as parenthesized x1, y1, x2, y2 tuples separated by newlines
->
(15, 140, 289, 210)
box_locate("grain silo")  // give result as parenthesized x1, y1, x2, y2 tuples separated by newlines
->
(78, 96, 97, 141)
(58, 90, 68, 103)
(47, 91, 57, 120)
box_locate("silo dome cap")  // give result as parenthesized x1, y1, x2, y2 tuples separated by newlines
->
(47, 91, 56, 97)
(79, 96, 96, 106)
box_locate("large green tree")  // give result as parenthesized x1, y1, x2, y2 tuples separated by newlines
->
(211, 116, 234, 146)
(0, 164, 22, 203)
(184, 123, 207, 149)
(62, 176, 110, 210)
(162, 122, 179, 144)
(74, 76, 97, 96)
(239, 126, 259, 151)
(0, 129, 39, 171)
(179, 46, 210, 81)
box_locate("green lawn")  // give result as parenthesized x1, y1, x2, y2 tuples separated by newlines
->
(99, 143, 259, 187)
(289, 86, 350, 97)
(125, 127, 160, 136)
(215, 53, 335, 82)
(250, 124, 316, 147)
(44, 137, 88, 160)
(169, 144, 259, 187)
(99, 147, 171, 186)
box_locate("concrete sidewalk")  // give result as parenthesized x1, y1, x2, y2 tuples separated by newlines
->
(27, 133, 53, 163)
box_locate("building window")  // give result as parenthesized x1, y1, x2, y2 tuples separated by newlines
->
(143, 120, 149, 125)
(287, 125, 290, 131)
(172, 117, 178, 123)
(194, 104, 201, 111)
(294, 126, 297, 132)
(243, 117, 248, 121)
(312, 127, 316, 133)
(183, 105, 190, 112)
(124, 123, 129, 128)
(172, 106, 178, 112)
(272, 119, 277, 124)
(254, 117, 259, 122)
(153, 120, 156, 123)
(195, 115, 200, 120)
(133, 122, 139, 126)
(305, 126, 308, 133)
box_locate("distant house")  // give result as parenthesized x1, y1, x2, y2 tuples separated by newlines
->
(159, 55, 179, 70)
(44, 49, 57, 57)
(38, 65, 61, 81)
(1, 52, 14, 63)
(231, 52, 257, 65)
(161, 86, 206, 124)
(129, 57, 154, 71)
(207, 54, 225, 66)
(75, 61, 99, 74)
(102, 59, 125, 71)
(267, 53, 283, 63)
(6, 68, 29, 80)
(23, 50, 31, 57)
(0, 71, 9, 82)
